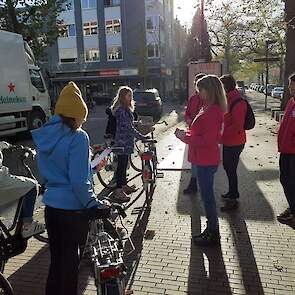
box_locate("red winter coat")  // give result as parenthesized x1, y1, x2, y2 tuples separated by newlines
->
(221, 89, 247, 146)
(278, 97, 295, 154)
(184, 94, 204, 126)
(181, 104, 224, 166)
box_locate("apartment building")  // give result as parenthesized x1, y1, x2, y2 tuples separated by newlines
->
(46, 0, 175, 103)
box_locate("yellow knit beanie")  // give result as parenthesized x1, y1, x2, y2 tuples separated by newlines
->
(54, 81, 88, 120)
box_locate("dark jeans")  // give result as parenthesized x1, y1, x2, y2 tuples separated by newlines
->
(21, 188, 37, 223)
(279, 154, 295, 214)
(223, 144, 245, 199)
(45, 206, 89, 295)
(193, 165, 218, 231)
(115, 154, 129, 188)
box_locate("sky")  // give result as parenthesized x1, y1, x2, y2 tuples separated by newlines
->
(174, 0, 223, 27)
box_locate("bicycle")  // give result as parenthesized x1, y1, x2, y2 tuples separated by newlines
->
(0, 144, 48, 294)
(129, 118, 168, 173)
(81, 202, 134, 295)
(92, 142, 125, 190)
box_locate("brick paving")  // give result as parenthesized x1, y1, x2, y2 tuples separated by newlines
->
(3, 92, 295, 294)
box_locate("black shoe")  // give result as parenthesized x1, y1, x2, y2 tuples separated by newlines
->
(277, 208, 293, 224)
(183, 177, 198, 194)
(221, 192, 231, 199)
(220, 199, 238, 211)
(193, 229, 220, 246)
(192, 227, 208, 239)
(221, 192, 240, 199)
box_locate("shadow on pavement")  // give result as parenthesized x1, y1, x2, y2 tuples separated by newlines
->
(188, 193, 232, 294)
(7, 245, 49, 295)
(176, 155, 277, 294)
(124, 203, 151, 290)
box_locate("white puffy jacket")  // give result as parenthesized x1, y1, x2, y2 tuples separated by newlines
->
(0, 142, 37, 207)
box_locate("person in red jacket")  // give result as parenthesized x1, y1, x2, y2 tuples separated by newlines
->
(220, 75, 247, 211)
(277, 73, 295, 224)
(183, 73, 206, 194)
(175, 75, 227, 246)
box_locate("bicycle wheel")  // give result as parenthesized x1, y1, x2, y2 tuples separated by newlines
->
(144, 160, 156, 206)
(0, 272, 14, 295)
(101, 278, 125, 295)
(94, 150, 117, 190)
(129, 141, 143, 172)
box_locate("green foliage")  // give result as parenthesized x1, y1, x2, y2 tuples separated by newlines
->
(0, 0, 66, 60)
(202, 0, 285, 78)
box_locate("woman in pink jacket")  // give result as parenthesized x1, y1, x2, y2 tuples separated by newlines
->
(277, 73, 295, 225)
(175, 75, 227, 246)
(183, 73, 206, 194)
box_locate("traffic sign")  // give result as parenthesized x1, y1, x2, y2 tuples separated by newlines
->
(253, 57, 280, 62)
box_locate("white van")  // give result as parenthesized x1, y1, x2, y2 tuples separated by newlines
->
(0, 30, 51, 136)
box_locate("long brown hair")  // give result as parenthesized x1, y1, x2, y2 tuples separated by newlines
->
(196, 75, 227, 112)
(111, 86, 134, 113)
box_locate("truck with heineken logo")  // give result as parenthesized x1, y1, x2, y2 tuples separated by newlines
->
(0, 30, 51, 136)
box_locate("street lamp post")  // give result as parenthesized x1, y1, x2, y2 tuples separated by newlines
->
(265, 39, 277, 110)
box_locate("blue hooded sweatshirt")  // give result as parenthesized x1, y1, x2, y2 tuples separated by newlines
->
(31, 115, 102, 210)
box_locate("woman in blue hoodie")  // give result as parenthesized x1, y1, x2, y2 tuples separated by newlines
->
(32, 82, 109, 295)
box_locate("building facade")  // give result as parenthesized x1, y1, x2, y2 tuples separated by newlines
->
(46, 0, 175, 103)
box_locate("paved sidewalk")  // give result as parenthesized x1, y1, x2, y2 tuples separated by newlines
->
(4, 92, 295, 295)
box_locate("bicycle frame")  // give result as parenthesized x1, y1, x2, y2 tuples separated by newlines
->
(82, 206, 134, 294)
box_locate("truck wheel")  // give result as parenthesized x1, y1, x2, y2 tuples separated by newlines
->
(29, 111, 45, 130)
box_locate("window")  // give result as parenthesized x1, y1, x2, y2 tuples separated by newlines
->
(82, 0, 96, 9)
(85, 48, 100, 61)
(60, 58, 77, 63)
(104, 0, 120, 7)
(147, 43, 159, 58)
(58, 24, 76, 37)
(83, 22, 98, 36)
(29, 69, 45, 93)
(62, 0, 74, 10)
(106, 19, 121, 34)
(68, 24, 76, 36)
(146, 16, 158, 30)
(107, 46, 122, 60)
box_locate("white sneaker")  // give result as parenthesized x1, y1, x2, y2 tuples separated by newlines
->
(22, 221, 46, 238)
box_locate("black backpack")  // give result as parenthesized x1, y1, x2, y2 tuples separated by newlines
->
(229, 98, 255, 130)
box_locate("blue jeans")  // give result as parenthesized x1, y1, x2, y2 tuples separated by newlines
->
(21, 188, 37, 223)
(192, 165, 218, 231)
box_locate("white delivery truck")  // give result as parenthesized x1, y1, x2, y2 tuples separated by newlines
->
(0, 30, 51, 136)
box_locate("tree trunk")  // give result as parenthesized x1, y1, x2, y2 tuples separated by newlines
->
(6, 0, 21, 33)
(282, 0, 295, 110)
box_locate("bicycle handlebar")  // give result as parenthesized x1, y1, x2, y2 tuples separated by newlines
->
(141, 139, 157, 144)
(6, 145, 36, 158)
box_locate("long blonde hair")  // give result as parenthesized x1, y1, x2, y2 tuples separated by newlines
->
(196, 75, 227, 112)
(111, 86, 134, 113)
